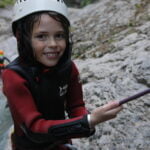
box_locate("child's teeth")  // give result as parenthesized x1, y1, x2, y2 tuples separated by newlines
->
(47, 53, 57, 57)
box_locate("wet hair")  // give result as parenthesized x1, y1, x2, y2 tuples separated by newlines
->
(12, 11, 71, 66)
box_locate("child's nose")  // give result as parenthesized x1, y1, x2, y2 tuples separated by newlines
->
(47, 37, 57, 47)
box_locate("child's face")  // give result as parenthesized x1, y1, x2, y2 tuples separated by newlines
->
(31, 14, 67, 67)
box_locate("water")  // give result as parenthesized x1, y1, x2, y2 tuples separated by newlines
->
(0, 81, 12, 150)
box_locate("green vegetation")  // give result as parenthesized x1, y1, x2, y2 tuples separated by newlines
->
(81, 0, 97, 7)
(0, 0, 14, 8)
(65, 0, 98, 7)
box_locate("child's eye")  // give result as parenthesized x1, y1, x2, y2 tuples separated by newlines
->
(55, 33, 66, 40)
(35, 34, 48, 41)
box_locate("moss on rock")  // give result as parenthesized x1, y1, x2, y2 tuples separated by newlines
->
(0, 0, 14, 8)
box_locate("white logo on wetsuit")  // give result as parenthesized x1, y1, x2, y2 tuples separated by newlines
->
(59, 84, 68, 96)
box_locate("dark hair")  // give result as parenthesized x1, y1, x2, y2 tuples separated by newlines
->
(12, 11, 71, 66)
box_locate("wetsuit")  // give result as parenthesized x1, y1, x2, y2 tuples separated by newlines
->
(2, 58, 94, 150)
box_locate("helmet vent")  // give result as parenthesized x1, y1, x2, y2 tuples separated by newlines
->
(16, 0, 64, 4)
(57, 0, 64, 3)
(16, 0, 27, 4)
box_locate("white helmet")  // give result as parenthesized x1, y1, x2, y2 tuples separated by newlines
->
(12, 0, 69, 23)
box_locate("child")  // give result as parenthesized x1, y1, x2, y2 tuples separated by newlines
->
(2, 0, 123, 150)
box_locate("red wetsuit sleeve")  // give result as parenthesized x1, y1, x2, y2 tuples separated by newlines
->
(2, 69, 88, 134)
(66, 62, 88, 117)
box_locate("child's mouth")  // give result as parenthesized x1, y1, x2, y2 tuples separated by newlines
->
(44, 52, 59, 59)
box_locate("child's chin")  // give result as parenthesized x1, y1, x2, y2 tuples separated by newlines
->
(43, 61, 58, 67)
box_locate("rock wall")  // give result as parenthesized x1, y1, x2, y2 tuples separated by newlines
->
(0, 0, 150, 150)
(0, 5, 17, 61)
(70, 0, 150, 149)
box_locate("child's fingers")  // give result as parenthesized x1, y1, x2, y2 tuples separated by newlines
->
(105, 105, 123, 117)
(91, 101, 123, 126)
(102, 101, 120, 111)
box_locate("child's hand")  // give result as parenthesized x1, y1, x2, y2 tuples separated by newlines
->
(90, 101, 123, 127)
